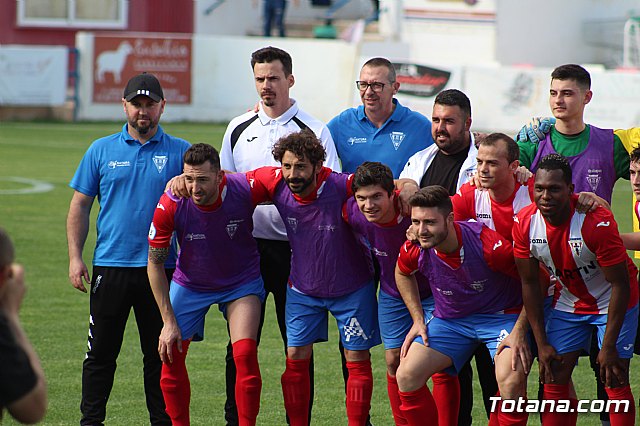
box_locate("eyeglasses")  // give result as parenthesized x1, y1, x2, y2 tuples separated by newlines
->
(355, 81, 387, 92)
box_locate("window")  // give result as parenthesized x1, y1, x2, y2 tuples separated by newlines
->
(17, 0, 128, 29)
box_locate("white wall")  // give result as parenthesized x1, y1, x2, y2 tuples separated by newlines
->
(496, 0, 640, 67)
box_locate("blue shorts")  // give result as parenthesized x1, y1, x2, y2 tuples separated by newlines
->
(379, 290, 434, 349)
(170, 277, 265, 342)
(286, 282, 381, 350)
(414, 313, 520, 373)
(546, 303, 638, 358)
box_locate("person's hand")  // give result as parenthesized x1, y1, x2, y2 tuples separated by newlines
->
(469, 172, 483, 189)
(0, 264, 26, 316)
(166, 174, 189, 198)
(158, 320, 182, 364)
(514, 166, 532, 184)
(69, 257, 90, 293)
(537, 342, 562, 384)
(472, 132, 488, 146)
(496, 327, 532, 374)
(400, 320, 428, 359)
(397, 181, 419, 216)
(406, 224, 419, 242)
(516, 117, 556, 144)
(575, 192, 608, 213)
(597, 345, 627, 388)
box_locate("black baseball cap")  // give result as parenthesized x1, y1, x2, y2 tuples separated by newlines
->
(123, 73, 164, 102)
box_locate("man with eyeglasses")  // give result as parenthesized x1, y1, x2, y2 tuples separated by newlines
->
(328, 57, 434, 178)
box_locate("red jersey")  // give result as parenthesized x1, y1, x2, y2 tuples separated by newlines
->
(513, 195, 639, 314)
(452, 176, 534, 242)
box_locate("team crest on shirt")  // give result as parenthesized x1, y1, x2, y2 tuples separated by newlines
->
(470, 279, 487, 292)
(153, 155, 168, 173)
(389, 132, 405, 150)
(226, 223, 239, 239)
(287, 217, 298, 233)
(568, 237, 584, 257)
(586, 168, 602, 192)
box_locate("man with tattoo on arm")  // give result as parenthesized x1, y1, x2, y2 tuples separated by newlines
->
(148, 144, 264, 426)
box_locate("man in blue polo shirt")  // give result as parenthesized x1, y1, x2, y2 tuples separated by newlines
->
(67, 73, 191, 426)
(327, 57, 434, 177)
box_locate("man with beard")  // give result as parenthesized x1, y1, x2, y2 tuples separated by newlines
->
(399, 89, 497, 425)
(67, 73, 190, 425)
(148, 144, 264, 426)
(219, 46, 340, 425)
(245, 130, 418, 426)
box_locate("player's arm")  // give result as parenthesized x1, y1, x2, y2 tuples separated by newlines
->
(395, 241, 428, 358)
(148, 246, 182, 365)
(480, 228, 532, 371)
(66, 191, 95, 293)
(147, 196, 182, 364)
(598, 261, 632, 387)
(619, 232, 640, 250)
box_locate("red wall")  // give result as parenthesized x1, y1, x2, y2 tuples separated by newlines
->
(0, 0, 194, 47)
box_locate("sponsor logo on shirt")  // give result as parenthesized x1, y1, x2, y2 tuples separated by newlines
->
(623, 343, 634, 351)
(153, 155, 168, 173)
(148, 223, 157, 240)
(389, 132, 405, 150)
(318, 224, 336, 232)
(493, 240, 503, 250)
(156, 203, 165, 211)
(531, 238, 547, 244)
(436, 287, 454, 296)
(107, 160, 131, 169)
(247, 136, 258, 142)
(596, 221, 610, 227)
(477, 213, 492, 219)
(348, 137, 367, 146)
(373, 247, 388, 257)
(185, 233, 206, 241)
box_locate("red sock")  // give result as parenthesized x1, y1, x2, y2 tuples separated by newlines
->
(281, 358, 311, 426)
(498, 408, 528, 425)
(542, 383, 577, 426)
(160, 340, 191, 426)
(386, 373, 408, 425)
(605, 385, 636, 426)
(431, 372, 459, 426)
(232, 339, 261, 426)
(345, 360, 373, 426)
(399, 385, 438, 426)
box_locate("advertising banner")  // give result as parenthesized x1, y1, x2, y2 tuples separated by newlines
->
(0, 46, 68, 106)
(92, 34, 192, 104)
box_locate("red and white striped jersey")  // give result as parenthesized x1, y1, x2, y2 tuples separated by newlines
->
(452, 177, 534, 242)
(513, 196, 638, 314)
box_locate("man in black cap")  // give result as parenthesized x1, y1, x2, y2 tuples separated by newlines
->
(67, 72, 191, 425)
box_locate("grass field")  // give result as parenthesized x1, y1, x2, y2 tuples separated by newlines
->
(0, 121, 638, 425)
